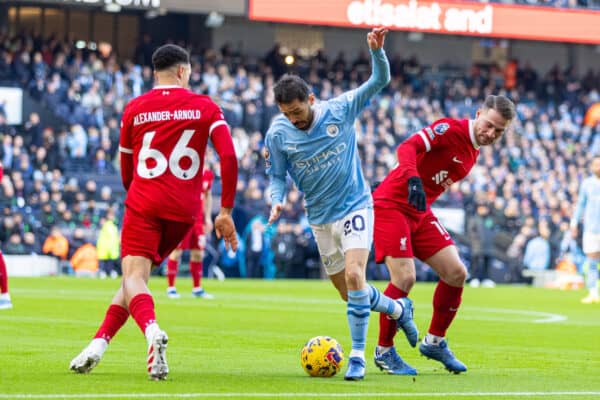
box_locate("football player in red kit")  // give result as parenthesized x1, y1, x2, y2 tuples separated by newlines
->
(70, 44, 238, 380)
(0, 162, 12, 310)
(166, 168, 215, 299)
(373, 95, 515, 375)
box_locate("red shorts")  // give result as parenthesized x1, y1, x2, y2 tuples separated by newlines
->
(373, 205, 454, 263)
(177, 224, 206, 250)
(121, 207, 194, 265)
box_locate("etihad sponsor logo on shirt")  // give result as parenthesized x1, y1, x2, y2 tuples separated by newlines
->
(133, 110, 201, 126)
(295, 143, 347, 174)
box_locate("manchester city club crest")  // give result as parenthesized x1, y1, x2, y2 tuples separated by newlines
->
(434, 122, 449, 135)
(326, 124, 340, 137)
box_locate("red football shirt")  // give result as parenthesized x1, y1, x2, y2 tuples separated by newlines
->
(119, 86, 227, 224)
(374, 118, 480, 209)
(195, 168, 214, 225)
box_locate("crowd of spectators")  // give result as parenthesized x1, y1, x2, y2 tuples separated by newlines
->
(0, 31, 599, 283)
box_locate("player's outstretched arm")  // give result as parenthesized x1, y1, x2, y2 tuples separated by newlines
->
(346, 28, 391, 119)
(367, 27, 388, 51)
(209, 108, 239, 250)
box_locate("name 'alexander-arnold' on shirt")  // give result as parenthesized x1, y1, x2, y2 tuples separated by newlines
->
(133, 110, 202, 126)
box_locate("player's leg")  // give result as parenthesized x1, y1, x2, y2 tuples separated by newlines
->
(312, 223, 347, 301)
(70, 287, 128, 373)
(191, 231, 213, 299)
(343, 246, 370, 381)
(372, 206, 417, 375)
(0, 251, 12, 310)
(342, 208, 411, 380)
(581, 254, 600, 303)
(417, 235, 467, 373)
(581, 233, 600, 303)
(166, 248, 182, 299)
(121, 254, 170, 380)
(120, 210, 185, 380)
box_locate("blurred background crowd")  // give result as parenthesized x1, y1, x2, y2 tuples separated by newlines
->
(0, 28, 598, 283)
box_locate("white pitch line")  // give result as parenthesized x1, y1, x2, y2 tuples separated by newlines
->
(1, 392, 599, 399)
(465, 307, 568, 324)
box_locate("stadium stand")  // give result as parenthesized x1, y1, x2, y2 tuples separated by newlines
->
(0, 31, 598, 282)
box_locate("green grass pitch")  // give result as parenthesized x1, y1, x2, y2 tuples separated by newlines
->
(1, 277, 599, 399)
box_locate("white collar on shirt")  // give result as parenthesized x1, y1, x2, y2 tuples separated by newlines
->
(469, 119, 480, 149)
(305, 103, 323, 134)
(153, 85, 183, 89)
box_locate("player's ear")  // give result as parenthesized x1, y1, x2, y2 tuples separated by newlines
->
(308, 93, 315, 105)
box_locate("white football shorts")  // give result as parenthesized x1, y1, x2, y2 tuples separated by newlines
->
(310, 207, 373, 276)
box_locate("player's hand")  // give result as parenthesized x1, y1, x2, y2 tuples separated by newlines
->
(268, 203, 283, 225)
(367, 27, 388, 50)
(215, 212, 238, 252)
(407, 176, 426, 212)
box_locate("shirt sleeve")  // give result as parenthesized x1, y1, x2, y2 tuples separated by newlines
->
(396, 120, 456, 181)
(264, 130, 288, 206)
(209, 106, 237, 209)
(119, 105, 134, 190)
(344, 48, 390, 121)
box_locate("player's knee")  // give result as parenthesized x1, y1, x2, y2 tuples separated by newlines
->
(345, 266, 365, 288)
(444, 265, 467, 286)
(393, 273, 416, 291)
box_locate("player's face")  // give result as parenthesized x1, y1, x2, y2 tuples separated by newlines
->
(474, 108, 510, 146)
(278, 94, 315, 130)
(591, 158, 600, 177)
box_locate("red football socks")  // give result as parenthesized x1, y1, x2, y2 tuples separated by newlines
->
(190, 261, 202, 289)
(0, 253, 8, 294)
(94, 304, 129, 342)
(378, 283, 409, 347)
(129, 293, 157, 334)
(429, 280, 463, 337)
(166, 258, 178, 287)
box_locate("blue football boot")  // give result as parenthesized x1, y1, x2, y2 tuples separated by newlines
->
(374, 347, 417, 375)
(419, 339, 467, 374)
(344, 357, 366, 381)
(396, 297, 419, 347)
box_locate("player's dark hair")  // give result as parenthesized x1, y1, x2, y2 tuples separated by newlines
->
(273, 74, 310, 104)
(483, 95, 516, 121)
(151, 44, 190, 71)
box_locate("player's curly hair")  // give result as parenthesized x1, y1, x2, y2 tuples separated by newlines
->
(273, 74, 310, 104)
(483, 95, 516, 121)
(152, 44, 190, 72)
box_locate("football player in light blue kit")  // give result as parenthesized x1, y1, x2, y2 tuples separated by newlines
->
(265, 28, 417, 380)
(571, 155, 600, 304)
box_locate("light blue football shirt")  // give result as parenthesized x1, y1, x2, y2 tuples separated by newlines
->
(572, 175, 600, 234)
(265, 48, 390, 225)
